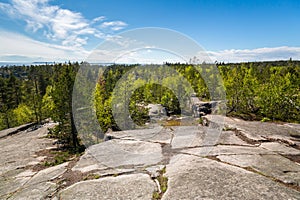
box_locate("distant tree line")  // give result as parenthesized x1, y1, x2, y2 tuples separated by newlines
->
(0, 60, 299, 150)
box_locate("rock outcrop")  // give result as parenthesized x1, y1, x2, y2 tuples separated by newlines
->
(1, 116, 300, 199)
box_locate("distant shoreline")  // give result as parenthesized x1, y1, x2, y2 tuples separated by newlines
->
(0, 61, 56, 67)
(1, 59, 300, 67)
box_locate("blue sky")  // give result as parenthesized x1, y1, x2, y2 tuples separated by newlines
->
(0, 0, 300, 63)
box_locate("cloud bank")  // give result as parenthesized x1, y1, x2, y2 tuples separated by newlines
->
(1, 29, 300, 63)
(0, 30, 89, 62)
(0, 0, 127, 49)
(207, 46, 300, 63)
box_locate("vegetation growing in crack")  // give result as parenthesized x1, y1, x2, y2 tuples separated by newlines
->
(153, 167, 168, 200)
(30, 149, 82, 170)
(43, 151, 71, 167)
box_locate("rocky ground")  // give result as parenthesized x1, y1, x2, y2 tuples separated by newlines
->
(0, 115, 300, 199)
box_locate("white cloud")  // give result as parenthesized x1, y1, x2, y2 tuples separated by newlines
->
(115, 49, 184, 64)
(0, 0, 127, 48)
(101, 21, 128, 31)
(0, 30, 89, 62)
(92, 16, 106, 23)
(0, 2, 18, 17)
(89, 46, 300, 64)
(88, 48, 186, 64)
(204, 46, 300, 63)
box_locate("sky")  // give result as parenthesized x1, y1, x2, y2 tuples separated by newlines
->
(0, 0, 300, 63)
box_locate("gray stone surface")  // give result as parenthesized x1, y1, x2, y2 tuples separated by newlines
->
(260, 142, 300, 155)
(72, 153, 135, 176)
(0, 123, 34, 138)
(217, 154, 300, 186)
(216, 130, 251, 146)
(85, 139, 163, 168)
(72, 153, 134, 176)
(163, 154, 300, 200)
(107, 126, 172, 144)
(0, 123, 56, 176)
(0, 123, 58, 199)
(145, 165, 165, 178)
(27, 162, 68, 185)
(9, 182, 57, 200)
(58, 174, 156, 200)
(285, 123, 300, 133)
(108, 125, 208, 149)
(72, 152, 107, 173)
(181, 145, 273, 157)
(171, 126, 205, 149)
(207, 115, 300, 141)
(1, 116, 300, 199)
(8, 162, 68, 200)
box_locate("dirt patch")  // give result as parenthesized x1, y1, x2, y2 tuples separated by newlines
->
(54, 158, 84, 188)
(44, 157, 103, 199)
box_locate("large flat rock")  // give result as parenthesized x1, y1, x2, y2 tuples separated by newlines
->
(72, 153, 135, 176)
(79, 139, 163, 168)
(108, 125, 232, 150)
(0, 123, 58, 199)
(0, 123, 56, 176)
(163, 154, 300, 200)
(204, 115, 300, 144)
(58, 173, 156, 200)
(107, 126, 172, 144)
(181, 145, 274, 157)
(7, 162, 68, 199)
(260, 142, 300, 155)
(217, 154, 300, 186)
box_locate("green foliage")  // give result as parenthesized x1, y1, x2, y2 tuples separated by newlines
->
(13, 103, 34, 125)
(152, 192, 160, 199)
(0, 62, 83, 152)
(261, 117, 271, 122)
(219, 62, 299, 122)
(47, 63, 81, 151)
(153, 167, 168, 200)
(0, 61, 299, 150)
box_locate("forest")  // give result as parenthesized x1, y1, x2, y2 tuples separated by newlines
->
(0, 60, 299, 151)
